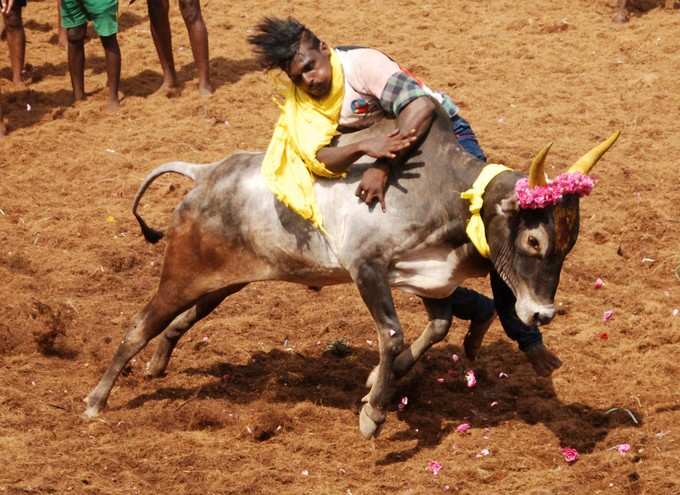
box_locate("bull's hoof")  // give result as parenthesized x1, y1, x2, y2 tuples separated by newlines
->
(144, 360, 167, 379)
(82, 393, 105, 419)
(359, 403, 385, 439)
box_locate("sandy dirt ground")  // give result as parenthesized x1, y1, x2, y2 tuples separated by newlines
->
(1, 0, 679, 493)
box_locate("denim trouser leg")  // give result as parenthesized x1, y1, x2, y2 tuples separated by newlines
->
(489, 270, 543, 351)
(452, 114, 487, 162)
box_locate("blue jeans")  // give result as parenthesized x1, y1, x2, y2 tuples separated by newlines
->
(452, 114, 487, 162)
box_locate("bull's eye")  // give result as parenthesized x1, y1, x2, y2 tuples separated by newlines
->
(527, 235, 540, 251)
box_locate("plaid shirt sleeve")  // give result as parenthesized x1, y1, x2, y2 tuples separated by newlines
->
(380, 71, 459, 118)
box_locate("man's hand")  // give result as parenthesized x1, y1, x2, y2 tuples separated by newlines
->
(356, 163, 389, 211)
(360, 128, 417, 160)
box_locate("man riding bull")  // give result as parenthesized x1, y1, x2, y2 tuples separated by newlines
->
(247, 17, 561, 377)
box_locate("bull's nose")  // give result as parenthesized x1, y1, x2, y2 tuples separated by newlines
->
(533, 308, 555, 326)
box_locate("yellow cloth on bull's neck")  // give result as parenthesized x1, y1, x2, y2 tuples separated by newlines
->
(261, 48, 345, 232)
(460, 163, 511, 258)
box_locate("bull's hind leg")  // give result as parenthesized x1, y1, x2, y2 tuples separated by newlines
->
(353, 261, 404, 439)
(83, 289, 202, 418)
(145, 284, 247, 378)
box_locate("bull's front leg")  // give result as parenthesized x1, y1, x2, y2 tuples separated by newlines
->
(353, 260, 404, 439)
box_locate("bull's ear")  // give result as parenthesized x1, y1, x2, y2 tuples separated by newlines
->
(498, 194, 519, 217)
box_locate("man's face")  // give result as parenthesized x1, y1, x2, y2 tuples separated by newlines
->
(286, 37, 332, 99)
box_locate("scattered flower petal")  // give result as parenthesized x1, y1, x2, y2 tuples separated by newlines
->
(398, 396, 408, 411)
(599, 332, 609, 340)
(673, 309, 679, 317)
(561, 447, 579, 463)
(26, 103, 32, 112)
(301, 469, 309, 476)
(490, 401, 499, 407)
(106, 215, 115, 223)
(451, 353, 460, 363)
(594, 277, 605, 289)
(389, 328, 397, 337)
(476, 448, 490, 458)
(464, 369, 477, 388)
(436, 377, 445, 384)
(602, 310, 614, 322)
(426, 460, 442, 476)
(498, 371, 509, 379)
(617, 443, 631, 455)
(455, 422, 471, 434)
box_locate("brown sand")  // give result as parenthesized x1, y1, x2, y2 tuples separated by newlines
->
(1, 0, 679, 493)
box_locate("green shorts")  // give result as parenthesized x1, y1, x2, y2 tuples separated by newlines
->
(61, 0, 119, 37)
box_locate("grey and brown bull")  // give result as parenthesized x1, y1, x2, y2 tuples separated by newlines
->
(83, 108, 618, 438)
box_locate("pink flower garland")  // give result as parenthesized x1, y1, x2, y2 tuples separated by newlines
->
(515, 172, 595, 209)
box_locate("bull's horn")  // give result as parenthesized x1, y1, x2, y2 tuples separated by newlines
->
(528, 142, 552, 187)
(568, 131, 621, 175)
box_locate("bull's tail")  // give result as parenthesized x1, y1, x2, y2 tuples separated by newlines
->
(132, 161, 208, 244)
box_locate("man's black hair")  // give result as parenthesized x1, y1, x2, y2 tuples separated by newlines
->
(247, 17, 321, 71)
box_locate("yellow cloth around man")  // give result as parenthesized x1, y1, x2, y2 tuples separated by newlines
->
(261, 48, 345, 231)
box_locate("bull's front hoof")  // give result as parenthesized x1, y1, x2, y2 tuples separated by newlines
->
(359, 403, 385, 439)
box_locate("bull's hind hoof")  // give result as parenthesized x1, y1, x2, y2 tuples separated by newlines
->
(359, 403, 385, 439)
(82, 394, 104, 419)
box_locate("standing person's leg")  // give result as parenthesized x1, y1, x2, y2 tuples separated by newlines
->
(100, 34, 120, 111)
(92, 1, 120, 111)
(57, 0, 67, 48)
(61, 0, 87, 101)
(66, 25, 86, 101)
(146, 0, 179, 94)
(0, 91, 5, 137)
(178, 0, 212, 95)
(3, 0, 26, 86)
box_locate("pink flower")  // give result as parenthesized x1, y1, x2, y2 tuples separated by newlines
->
(617, 443, 631, 455)
(464, 369, 477, 388)
(603, 309, 614, 322)
(456, 422, 471, 434)
(561, 447, 579, 463)
(515, 172, 594, 210)
(398, 396, 408, 411)
(476, 448, 490, 458)
(594, 277, 605, 289)
(426, 460, 442, 476)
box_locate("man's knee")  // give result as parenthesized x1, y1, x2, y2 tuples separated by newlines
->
(3, 9, 23, 30)
(67, 25, 87, 43)
(178, 0, 201, 23)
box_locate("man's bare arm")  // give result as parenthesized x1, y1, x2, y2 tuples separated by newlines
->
(356, 96, 436, 209)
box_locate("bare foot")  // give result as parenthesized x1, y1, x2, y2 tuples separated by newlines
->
(612, 10, 630, 22)
(198, 81, 214, 96)
(157, 81, 181, 98)
(106, 98, 121, 113)
(463, 310, 496, 361)
(524, 343, 562, 377)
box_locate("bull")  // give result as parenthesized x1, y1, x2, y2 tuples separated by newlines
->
(83, 107, 618, 438)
